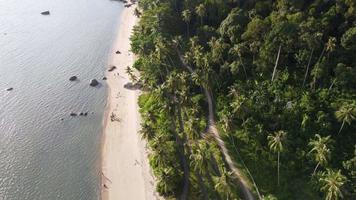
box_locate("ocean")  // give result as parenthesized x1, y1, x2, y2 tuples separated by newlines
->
(0, 0, 123, 199)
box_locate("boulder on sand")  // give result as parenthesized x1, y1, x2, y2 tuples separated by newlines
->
(69, 76, 77, 81)
(41, 11, 50, 15)
(89, 79, 99, 87)
(115, 50, 121, 54)
(6, 87, 13, 91)
(102, 77, 107, 80)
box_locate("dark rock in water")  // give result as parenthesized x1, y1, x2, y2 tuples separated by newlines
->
(108, 66, 116, 72)
(102, 77, 107, 80)
(41, 11, 50, 15)
(79, 112, 84, 116)
(89, 79, 99, 87)
(70, 113, 77, 117)
(6, 87, 13, 91)
(115, 50, 121, 54)
(60, 118, 64, 121)
(84, 112, 88, 116)
(69, 76, 77, 81)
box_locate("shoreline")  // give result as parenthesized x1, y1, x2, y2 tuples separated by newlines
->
(101, 5, 158, 200)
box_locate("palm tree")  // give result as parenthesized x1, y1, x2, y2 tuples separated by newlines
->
(319, 169, 347, 200)
(335, 103, 356, 134)
(182, 9, 191, 37)
(231, 44, 248, 79)
(308, 134, 332, 175)
(195, 4, 206, 26)
(267, 130, 287, 186)
(125, 66, 137, 83)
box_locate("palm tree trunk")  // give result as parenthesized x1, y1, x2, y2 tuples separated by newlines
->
(239, 56, 248, 79)
(303, 48, 314, 87)
(186, 23, 189, 37)
(312, 162, 320, 175)
(197, 172, 209, 200)
(338, 120, 345, 134)
(328, 79, 336, 90)
(277, 151, 280, 187)
(312, 46, 326, 90)
(271, 45, 282, 82)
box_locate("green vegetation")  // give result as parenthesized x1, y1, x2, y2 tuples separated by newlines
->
(130, 0, 356, 199)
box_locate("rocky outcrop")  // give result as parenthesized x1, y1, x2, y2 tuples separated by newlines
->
(89, 79, 99, 87)
(41, 11, 50, 15)
(69, 76, 77, 81)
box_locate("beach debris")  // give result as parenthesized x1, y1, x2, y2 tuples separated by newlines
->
(41, 11, 50, 15)
(115, 50, 121, 54)
(102, 77, 107, 80)
(70, 113, 77, 117)
(69, 76, 77, 81)
(108, 66, 116, 72)
(110, 112, 120, 122)
(89, 79, 99, 87)
(5, 87, 13, 91)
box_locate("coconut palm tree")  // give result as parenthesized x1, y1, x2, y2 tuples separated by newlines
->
(267, 130, 287, 186)
(182, 9, 191, 37)
(335, 103, 356, 134)
(125, 66, 137, 83)
(195, 4, 206, 26)
(308, 134, 332, 175)
(231, 44, 248, 79)
(319, 169, 347, 200)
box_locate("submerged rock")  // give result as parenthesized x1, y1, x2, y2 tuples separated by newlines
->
(6, 87, 13, 91)
(70, 113, 77, 117)
(89, 79, 99, 87)
(102, 77, 107, 80)
(41, 11, 50, 15)
(69, 76, 77, 81)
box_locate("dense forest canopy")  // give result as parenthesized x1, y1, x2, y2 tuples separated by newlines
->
(130, 0, 356, 199)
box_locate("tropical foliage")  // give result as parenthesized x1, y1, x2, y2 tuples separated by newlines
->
(131, 0, 356, 199)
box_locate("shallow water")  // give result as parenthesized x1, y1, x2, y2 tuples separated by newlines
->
(0, 0, 123, 199)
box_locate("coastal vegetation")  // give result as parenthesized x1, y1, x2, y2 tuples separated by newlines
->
(130, 0, 356, 199)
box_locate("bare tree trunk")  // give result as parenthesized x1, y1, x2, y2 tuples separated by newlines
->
(303, 48, 314, 87)
(271, 45, 282, 82)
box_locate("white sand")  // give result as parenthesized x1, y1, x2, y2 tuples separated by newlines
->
(101, 5, 159, 200)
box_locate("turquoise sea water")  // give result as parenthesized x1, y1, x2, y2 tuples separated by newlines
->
(0, 0, 123, 199)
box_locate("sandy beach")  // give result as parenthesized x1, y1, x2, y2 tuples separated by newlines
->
(101, 5, 158, 200)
